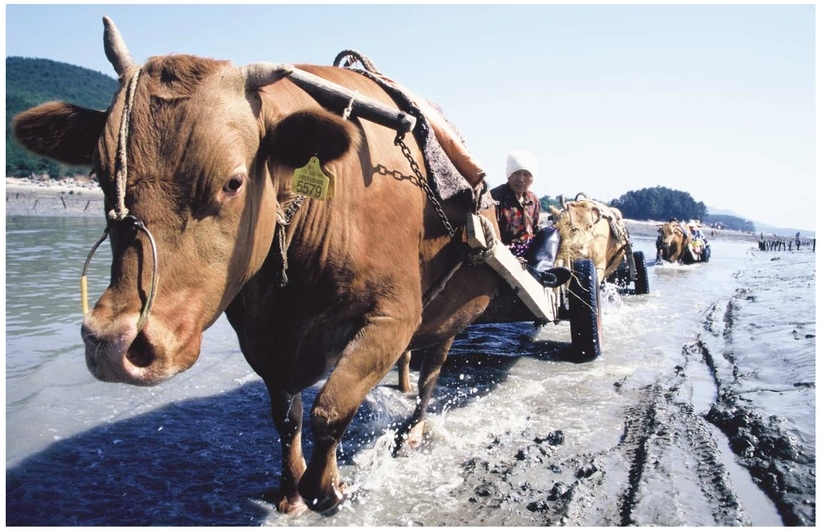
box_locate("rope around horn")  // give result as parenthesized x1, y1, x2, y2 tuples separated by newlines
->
(110, 68, 141, 221)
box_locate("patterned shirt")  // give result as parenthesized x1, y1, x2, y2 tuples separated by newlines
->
(491, 183, 541, 257)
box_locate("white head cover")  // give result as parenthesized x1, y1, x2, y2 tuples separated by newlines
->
(506, 150, 538, 181)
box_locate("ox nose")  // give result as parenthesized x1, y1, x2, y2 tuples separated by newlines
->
(81, 311, 160, 386)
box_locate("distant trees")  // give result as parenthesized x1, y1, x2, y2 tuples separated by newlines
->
(610, 186, 707, 222)
(539, 195, 561, 214)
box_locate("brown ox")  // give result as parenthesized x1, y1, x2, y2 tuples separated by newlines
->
(548, 195, 631, 282)
(13, 18, 501, 515)
(657, 219, 692, 263)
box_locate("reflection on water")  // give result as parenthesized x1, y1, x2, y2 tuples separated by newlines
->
(5, 216, 253, 467)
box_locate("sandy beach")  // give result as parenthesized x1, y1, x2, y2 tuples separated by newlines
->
(5, 177, 105, 218)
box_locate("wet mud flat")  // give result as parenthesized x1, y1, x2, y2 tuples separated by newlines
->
(5, 234, 814, 526)
(427, 252, 815, 527)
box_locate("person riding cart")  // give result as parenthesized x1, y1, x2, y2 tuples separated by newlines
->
(490, 150, 571, 288)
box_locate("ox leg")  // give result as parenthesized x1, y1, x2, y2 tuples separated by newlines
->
(394, 338, 453, 454)
(265, 388, 307, 515)
(298, 326, 413, 512)
(397, 350, 412, 393)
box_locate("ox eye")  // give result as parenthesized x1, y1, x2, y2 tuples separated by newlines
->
(222, 174, 245, 195)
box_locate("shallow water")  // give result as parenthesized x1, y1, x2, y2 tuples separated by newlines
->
(5, 216, 815, 525)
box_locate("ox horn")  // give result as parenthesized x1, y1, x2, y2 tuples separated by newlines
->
(241, 62, 295, 89)
(102, 16, 135, 77)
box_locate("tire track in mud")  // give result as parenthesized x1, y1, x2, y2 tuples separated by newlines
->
(699, 291, 816, 526)
(447, 370, 749, 526)
(616, 377, 747, 526)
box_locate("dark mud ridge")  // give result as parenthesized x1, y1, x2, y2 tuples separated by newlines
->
(444, 380, 755, 526)
(708, 390, 815, 526)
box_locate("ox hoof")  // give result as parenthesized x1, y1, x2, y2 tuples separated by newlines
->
(303, 488, 345, 514)
(299, 480, 347, 514)
(262, 489, 308, 516)
(393, 419, 426, 456)
(405, 423, 425, 450)
(281, 501, 309, 517)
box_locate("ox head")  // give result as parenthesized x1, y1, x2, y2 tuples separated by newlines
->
(657, 220, 690, 261)
(549, 201, 603, 263)
(13, 17, 360, 385)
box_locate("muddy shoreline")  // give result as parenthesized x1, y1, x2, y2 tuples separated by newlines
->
(5, 177, 104, 218)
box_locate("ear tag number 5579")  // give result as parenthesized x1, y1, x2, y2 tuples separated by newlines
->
(292, 156, 336, 200)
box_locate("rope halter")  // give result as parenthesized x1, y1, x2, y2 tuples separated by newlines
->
(81, 68, 159, 332)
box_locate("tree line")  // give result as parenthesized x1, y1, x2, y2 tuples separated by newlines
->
(540, 187, 752, 232)
(610, 185, 707, 222)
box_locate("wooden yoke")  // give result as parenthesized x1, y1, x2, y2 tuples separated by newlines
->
(287, 67, 417, 134)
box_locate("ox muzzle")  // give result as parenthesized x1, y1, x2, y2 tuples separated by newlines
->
(80, 214, 173, 386)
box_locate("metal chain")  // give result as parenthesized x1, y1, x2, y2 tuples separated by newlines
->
(394, 133, 456, 239)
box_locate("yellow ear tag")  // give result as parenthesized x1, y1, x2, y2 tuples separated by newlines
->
(292, 156, 335, 200)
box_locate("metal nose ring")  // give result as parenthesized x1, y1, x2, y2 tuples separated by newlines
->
(80, 214, 158, 333)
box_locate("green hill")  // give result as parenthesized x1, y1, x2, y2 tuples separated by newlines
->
(6, 57, 118, 178)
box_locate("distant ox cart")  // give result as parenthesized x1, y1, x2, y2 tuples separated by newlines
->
(656, 219, 711, 264)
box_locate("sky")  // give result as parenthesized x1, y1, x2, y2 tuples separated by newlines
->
(4, 3, 816, 231)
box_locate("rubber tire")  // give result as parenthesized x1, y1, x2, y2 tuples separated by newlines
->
(702, 245, 711, 263)
(568, 259, 602, 362)
(604, 260, 629, 285)
(633, 251, 650, 295)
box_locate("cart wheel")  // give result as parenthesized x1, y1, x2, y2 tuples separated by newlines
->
(569, 259, 602, 361)
(633, 251, 650, 295)
(702, 246, 711, 263)
(604, 260, 629, 285)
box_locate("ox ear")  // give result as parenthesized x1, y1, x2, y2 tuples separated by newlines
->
(549, 205, 562, 219)
(265, 109, 361, 169)
(13, 102, 107, 165)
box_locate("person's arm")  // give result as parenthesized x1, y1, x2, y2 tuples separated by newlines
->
(532, 193, 542, 234)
